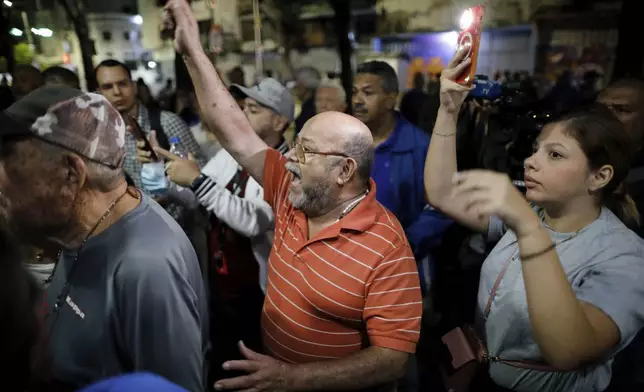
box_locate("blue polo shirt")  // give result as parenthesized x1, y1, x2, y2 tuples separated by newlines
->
(371, 114, 452, 285)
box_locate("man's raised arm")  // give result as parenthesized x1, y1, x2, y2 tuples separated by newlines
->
(163, 0, 269, 185)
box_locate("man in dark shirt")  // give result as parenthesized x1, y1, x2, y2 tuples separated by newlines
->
(0, 86, 208, 391)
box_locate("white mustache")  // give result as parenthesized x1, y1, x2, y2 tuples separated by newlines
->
(285, 162, 301, 177)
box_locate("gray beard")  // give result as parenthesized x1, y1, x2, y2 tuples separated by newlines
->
(288, 178, 335, 218)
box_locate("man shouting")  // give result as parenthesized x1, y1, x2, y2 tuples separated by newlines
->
(163, 1, 422, 391)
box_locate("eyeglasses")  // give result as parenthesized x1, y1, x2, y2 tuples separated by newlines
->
(289, 140, 349, 164)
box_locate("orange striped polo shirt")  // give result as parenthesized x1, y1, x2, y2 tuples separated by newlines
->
(262, 148, 422, 364)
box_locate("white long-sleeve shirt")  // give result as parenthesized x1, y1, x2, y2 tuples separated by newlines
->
(169, 141, 288, 292)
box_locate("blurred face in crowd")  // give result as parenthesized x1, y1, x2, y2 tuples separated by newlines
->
(243, 97, 286, 141)
(96, 66, 137, 114)
(523, 123, 607, 209)
(12, 66, 43, 100)
(315, 86, 347, 114)
(0, 137, 78, 244)
(352, 73, 397, 125)
(597, 85, 644, 147)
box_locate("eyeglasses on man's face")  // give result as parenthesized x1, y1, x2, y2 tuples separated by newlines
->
(288, 140, 349, 164)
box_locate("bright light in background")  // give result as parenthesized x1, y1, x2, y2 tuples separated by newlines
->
(3, 0, 12, 7)
(31, 27, 53, 37)
(147, 61, 157, 69)
(440, 31, 459, 45)
(460, 9, 473, 30)
(132, 15, 143, 25)
(9, 28, 22, 37)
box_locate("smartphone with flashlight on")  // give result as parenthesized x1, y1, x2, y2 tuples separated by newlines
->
(456, 4, 485, 86)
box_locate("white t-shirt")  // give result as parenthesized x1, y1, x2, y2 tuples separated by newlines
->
(23, 262, 55, 288)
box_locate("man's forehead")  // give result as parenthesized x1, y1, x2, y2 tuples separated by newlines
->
(244, 97, 270, 111)
(298, 128, 328, 148)
(317, 86, 341, 96)
(599, 87, 642, 104)
(97, 68, 130, 84)
(353, 73, 383, 88)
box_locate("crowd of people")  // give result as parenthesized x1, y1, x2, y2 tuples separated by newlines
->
(0, 1, 643, 391)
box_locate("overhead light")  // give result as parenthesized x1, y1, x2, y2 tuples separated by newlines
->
(9, 28, 22, 37)
(31, 27, 53, 37)
(132, 15, 143, 25)
(147, 61, 157, 69)
(3, 0, 13, 7)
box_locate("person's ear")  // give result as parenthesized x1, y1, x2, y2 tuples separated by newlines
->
(588, 164, 613, 193)
(385, 91, 398, 111)
(336, 158, 358, 186)
(59, 153, 88, 199)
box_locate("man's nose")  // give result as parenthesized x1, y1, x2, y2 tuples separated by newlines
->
(284, 148, 297, 162)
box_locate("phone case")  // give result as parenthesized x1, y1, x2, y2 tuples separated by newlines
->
(456, 5, 485, 86)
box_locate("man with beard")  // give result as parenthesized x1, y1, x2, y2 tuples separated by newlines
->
(0, 86, 208, 392)
(163, 1, 422, 391)
(352, 61, 452, 295)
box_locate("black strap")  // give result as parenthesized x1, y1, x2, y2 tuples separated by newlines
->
(147, 108, 170, 150)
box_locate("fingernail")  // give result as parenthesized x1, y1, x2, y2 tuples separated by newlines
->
(214, 383, 222, 390)
(222, 362, 230, 370)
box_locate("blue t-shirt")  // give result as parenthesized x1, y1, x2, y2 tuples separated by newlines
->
(79, 373, 187, 391)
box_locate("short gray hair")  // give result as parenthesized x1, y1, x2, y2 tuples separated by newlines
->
(343, 135, 374, 187)
(317, 79, 347, 103)
(295, 67, 322, 89)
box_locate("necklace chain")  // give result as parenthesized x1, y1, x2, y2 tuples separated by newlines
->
(336, 190, 369, 222)
(43, 189, 130, 320)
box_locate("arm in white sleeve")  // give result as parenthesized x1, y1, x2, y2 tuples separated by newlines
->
(193, 176, 274, 237)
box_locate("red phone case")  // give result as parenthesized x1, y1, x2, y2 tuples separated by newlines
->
(456, 5, 485, 86)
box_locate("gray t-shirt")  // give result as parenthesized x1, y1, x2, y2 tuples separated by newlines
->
(477, 207, 644, 392)
(42, 194, 208, 392)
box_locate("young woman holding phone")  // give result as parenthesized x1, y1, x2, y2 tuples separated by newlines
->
(425, 47, 644, 391)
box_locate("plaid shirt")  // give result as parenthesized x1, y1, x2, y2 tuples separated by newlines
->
(124, 104, 207, 222)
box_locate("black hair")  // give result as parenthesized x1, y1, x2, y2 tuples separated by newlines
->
(43, 66, 80, 90)
(356, 61, 399, 94)
(94, 59, 132, 82)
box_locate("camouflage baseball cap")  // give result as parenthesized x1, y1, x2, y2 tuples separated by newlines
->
(0, 85, 126, 168)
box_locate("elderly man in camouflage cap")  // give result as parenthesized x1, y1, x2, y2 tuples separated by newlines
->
(0, 86, 208, 392)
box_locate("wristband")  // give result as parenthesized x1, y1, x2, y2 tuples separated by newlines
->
(190, 173, 209, 193)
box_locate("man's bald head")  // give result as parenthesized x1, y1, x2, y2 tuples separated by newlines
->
(302, 112, 374, 187)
